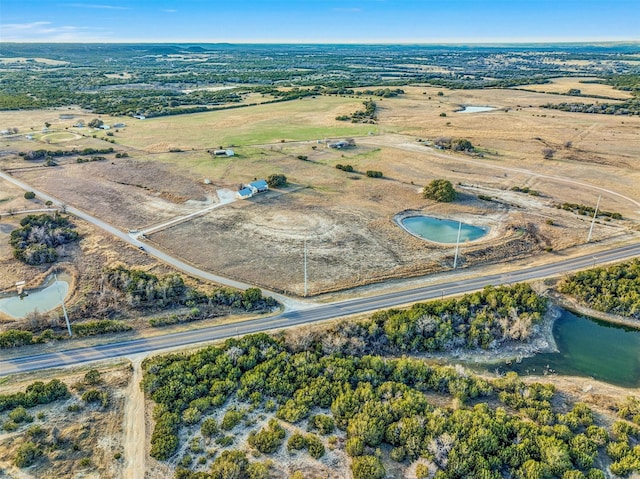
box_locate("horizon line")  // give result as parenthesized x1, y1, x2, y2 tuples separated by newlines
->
(1, 40, 639, 46)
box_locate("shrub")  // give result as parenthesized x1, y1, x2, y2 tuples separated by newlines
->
(309, 414, 335, 435)
(201, 418, 219, 437)
(352, 455, 385, 479)
(247, 461, 270, 479)
(9, 406, 33, 424)
(336, 164, 354, 172)
(0, 330, 34, 349)
(422, 179, 457, 202)
(3, 420, 18, 431)
(24, 191, 36, 200)
(221, 409, 244, 431)
(288, 432, 307, 451)
(306, 434, 325, 459)
(452, 138, 474, 151)
(71, 320, 132, 337)
(365, 170, 383, 178)
(247, 419, 286, 454)
(14, 442, 41, 468)
(84, 369, 101, 385)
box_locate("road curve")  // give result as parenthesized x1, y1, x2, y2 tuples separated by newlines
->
(2, 241, 639, 377)
(0, 170, 299, 308)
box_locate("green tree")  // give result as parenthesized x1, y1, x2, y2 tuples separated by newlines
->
(452, 138, 474, 151)
(267, 174, 287, 188)
(352, 455, 385, 479)
(422, 179, 457, 202)
(201, 418, 219, 437)
(24, 191, 36, 200)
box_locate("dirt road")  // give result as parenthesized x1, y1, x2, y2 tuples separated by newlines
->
(123, 355, 146, 479)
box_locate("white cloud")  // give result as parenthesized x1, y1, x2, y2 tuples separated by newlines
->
(0, 21, 111, 42)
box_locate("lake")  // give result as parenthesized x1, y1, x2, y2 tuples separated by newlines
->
(490, 310, 640, 388)
(400, 215, 488, 243)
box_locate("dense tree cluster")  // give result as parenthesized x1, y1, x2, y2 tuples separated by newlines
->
(142, 326, 630, 478)
(9, 214, 79, 265)
(555, 202, 622, 220)
(335, 164, 354, 172)
(0, 329, 59, 349)
(266, 174, 287, 188)
(102, 266, 277, 317)
(422, 179, 457, 202)
(559, 259, 640, 319)
(140, 284, 597, 479)
(19, 147, 114, 161)
(71, 320, 132, 337)
(542, 99, 640, 116)
(0, 380, 69, 412)
(336, 100, 377, 123)
(433, 136, 474, 152)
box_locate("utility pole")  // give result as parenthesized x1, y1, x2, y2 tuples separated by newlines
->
(304, 240, 308, 297)
(55, 274, 72, 337)
(453, 220, 462, 269)
(587, 195, 601, 243)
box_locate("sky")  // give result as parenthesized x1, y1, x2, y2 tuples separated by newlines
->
(0, 0, 638, 44)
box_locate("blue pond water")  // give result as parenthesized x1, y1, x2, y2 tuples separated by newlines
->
(488, 310, 640, 388)
(0, 280, 69, 318)
(458, 106, 497, 113)
(401, 216, 488, 243)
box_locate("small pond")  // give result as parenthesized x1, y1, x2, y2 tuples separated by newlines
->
(400, 216, 488, 243)
(486, 310, 640, 388)
(0, 278, 69, 319)
(457, 106, 496, 113)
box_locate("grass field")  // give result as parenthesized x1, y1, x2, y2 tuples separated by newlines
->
(114, 96, 379, 151)
(1, 84, 639, 295)
(512, 77, 633, 99)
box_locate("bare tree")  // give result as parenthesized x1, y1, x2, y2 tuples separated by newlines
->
(542, 147, 555, 159)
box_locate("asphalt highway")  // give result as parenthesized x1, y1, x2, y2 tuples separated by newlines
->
(2, 241, 639, 377)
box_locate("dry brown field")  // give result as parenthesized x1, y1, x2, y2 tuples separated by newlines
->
(0, 85, 639, 297)
(511, 76, 634, 99)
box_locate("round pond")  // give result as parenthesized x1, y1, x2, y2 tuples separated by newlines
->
(457, 106, 496, 113)
(400, 216, 488, 243)
(0, 279, 69, 319)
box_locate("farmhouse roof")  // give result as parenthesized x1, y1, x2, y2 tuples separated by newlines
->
(249, 179, 268, 191)
(237, 187, 254, 199)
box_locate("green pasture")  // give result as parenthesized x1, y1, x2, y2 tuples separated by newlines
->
(116, 96, 380, 150)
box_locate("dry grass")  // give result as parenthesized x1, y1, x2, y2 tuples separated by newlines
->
(513, 77, 634, 99)
(0, 363, 130, 479)
(0, 86, 639, 297)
